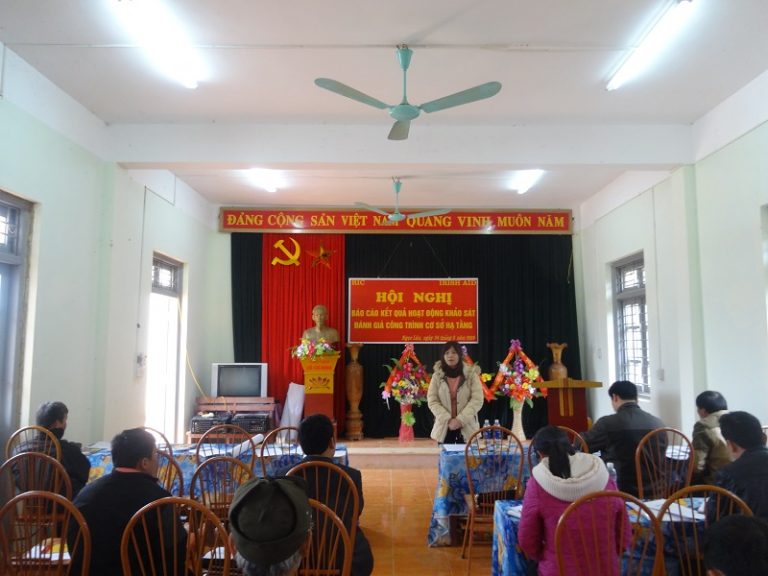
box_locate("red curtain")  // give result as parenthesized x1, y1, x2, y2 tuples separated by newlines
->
(261, 234, 346, 430)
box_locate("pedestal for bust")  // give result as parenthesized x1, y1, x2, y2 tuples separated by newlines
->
(300, 351, 340, 420)
(345, 343, 364, 440)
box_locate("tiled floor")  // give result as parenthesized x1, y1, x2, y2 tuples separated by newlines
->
(348, 438, 492, 576)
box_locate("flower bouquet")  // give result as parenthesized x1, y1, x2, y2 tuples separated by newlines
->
(381, 344, 430, 441)
(291, 338, 335, 361)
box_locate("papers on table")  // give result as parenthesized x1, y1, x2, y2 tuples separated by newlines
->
(24, 539, 70, 561)
(85, 440, 111, 453)
(641, 498, 706, 522)
(506, 504, 523, 518)
(441, 444, 466, 453)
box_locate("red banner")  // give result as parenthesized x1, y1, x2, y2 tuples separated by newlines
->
(348, 278, 478, 344)
(221, 208, 571, 234)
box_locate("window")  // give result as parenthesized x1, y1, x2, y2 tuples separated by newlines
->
(614, 256, 649, 396)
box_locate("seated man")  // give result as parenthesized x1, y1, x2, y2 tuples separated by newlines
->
(702, 515, 768, 576)
(709, 411, 768, 521)
(279, 413, 373, 576)
(229, 476, 311, 576)
(691, 391, 730, 484)
(580, 380, 666, 496)
(68, 428, 186, 575)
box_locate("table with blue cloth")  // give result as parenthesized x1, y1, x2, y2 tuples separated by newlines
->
(86, 443, 349, 496)
(428, 443, 530, 547)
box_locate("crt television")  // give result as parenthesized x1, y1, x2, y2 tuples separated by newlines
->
(211, 363, 269, 397)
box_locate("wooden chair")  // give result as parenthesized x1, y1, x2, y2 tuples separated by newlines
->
(190, 456, 254, 530)
(5, 425, 62, 461)
(0, 490, 91, 575)
(635, 427, 694, 499)
(555, 490, 663, 576)
(287, 460, 360, 549)
(121, 496, 232, 576)
(0, 452, 73, 501)
(300, 498, 352, 576)
(156, 449, 184, 496)
(142, 426, 173, 452)
(195, 424, 257, 470)
(526, 425, 589, 472)
(260, 426, 301, 477)
(657, 484, 753, 576)
(461, 425, 525, 575)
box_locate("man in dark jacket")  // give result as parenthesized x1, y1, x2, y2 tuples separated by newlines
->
(708, 411, 768, 521)
(581, 380, 666, 497)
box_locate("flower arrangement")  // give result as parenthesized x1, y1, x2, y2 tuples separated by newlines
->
(291, 338, 336, 360)
(482, 339, 547, 410)
(380, 344, 430, 428)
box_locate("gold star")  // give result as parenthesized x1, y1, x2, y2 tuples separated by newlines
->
(307, 245, 335, 268)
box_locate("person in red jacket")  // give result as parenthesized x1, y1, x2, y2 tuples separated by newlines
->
(518, 426, 630, 576)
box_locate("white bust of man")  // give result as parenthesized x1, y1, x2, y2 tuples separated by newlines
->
(301, 304, 339, 344)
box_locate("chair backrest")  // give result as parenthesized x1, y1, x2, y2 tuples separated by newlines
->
(527, 425, 589, 472)
(5, 425, 62, 461)
(195, 424, 256, 470)
(143, 426, 173, 452)
(464, 425, 525, 511)
(156, 449, 184, 496)
(121, 496, 231, 576)
(635, 427, 694, 499)
(0, 452, 73, 501)
(287, 460, 360, 545)
(0, 490, 91, 575)
(555, 490, 663, 576)
(260, 426, 301, 477)
(189, 456, 254, 529)
(300, 498, 352, 576)
(657, 484, 753, 576)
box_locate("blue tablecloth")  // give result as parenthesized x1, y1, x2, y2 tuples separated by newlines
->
(428, 443, 530, 547)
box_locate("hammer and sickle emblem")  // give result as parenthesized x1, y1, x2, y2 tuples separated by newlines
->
(271, 237, 301, 266)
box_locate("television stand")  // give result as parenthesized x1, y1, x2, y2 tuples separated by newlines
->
(187, 396, 281, 443)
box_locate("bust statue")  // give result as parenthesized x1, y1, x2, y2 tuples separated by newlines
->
(302, 304, 339, 344)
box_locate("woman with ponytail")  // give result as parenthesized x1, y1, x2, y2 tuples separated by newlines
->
(518, 426, 629, 575)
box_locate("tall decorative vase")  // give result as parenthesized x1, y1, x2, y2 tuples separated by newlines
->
(511, 405, 526, 442)
(546, 342, 568, 380)
(345, 343, 364, 440)
(399, 404, 415, 443)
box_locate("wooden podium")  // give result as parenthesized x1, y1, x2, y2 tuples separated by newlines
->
(300, 352, 340, 420)
(541, 377, 602, 431)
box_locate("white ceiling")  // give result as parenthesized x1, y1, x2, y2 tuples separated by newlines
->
(2, 0, 767, 212)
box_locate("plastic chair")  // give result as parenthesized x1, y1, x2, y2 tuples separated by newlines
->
(0, 490, 92, 575)
(195, 424, 256, 470)
(300, 498, 352, 576)
(461, 425, 525, 575)
(5, 425, 62, 461)
(287, 460, 360, 548)
(121, 496, 231, 576)
(555, 490, 663, 576)
(260, 426, 301, 477)
(142, 426, 173, 452)
(0, 452, 73, 501)
(156, 449, 184, 496)
(635, 427, 694, 499)
(527, 425, 589, 472)
(190, 455, 254, 530)
(657, 484, 753, 576)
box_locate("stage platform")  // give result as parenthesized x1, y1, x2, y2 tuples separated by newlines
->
(344, 437, 440, 469)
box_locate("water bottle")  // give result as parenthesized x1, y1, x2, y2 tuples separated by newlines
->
(482, 419, 490, 440)
(493, 418, 501, 441)
(607, 462, 617, 483)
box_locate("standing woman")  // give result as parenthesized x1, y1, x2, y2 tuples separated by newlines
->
(427, 341, 484, 444)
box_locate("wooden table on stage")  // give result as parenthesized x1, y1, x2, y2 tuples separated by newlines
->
(541, 377, 602, 431)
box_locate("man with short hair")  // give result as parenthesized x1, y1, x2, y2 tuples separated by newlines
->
(691, 391, 730, 484)
(581, 380, 666, 496)
(709, 411, 768, 521)
(702, 515, 768, 576)
(68, 428, 186, 575)
(33, 401, 91, 497)
(229, 476, 312, 576)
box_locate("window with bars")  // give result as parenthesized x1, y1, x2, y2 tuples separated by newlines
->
(614, 256, 650, 396)
(152, 256, 181, 297)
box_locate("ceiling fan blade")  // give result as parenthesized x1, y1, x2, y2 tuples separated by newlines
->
(406, 208, 451, 220)
(419, 81, 502, 114)
(388, 120, 410, 140)
(314, 78, 389, 110)
(354, 202, 390, 217)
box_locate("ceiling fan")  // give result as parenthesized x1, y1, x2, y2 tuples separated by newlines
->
(356, 178, 450, 222)
(315, 44, 502, 140)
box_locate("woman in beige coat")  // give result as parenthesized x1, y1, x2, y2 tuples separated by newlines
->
(427, 341, 484, 443)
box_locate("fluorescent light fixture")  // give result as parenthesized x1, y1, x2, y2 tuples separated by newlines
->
(110, 0, 206, 89)
(607, 0, 696, 91)
(245, 169, 287, 193)
(508, 169, 545, 195)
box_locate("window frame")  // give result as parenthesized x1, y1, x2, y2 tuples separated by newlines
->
(613, 255, 650, 397)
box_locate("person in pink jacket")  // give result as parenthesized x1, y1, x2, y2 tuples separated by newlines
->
(518, 426, 631, 576)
